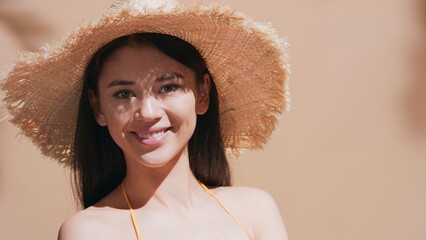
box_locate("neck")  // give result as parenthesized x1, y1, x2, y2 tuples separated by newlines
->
(122, 148, 203, 210)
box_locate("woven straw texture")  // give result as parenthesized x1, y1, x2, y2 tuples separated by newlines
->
(0, 1, 289, 166)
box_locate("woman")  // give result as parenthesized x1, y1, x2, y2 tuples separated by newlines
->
(1, 1, 289, 239)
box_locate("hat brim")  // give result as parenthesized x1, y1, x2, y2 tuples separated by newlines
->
(1, 4, 289, 165)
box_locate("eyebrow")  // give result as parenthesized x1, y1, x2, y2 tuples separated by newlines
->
(157, 72, 184, 82)
(107, 80, 134, 88)
(106, 72, 184, 88)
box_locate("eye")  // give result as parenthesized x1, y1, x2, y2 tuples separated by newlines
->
(113, 90, 135, 99)
(159, 84, 181, 94)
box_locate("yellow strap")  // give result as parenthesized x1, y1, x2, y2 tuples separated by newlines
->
(121, 183, 143, 240)
(199, 182, 251, 239)
(121, 182, 250, 240)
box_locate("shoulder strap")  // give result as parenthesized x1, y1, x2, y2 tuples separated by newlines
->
(199, 182, 251, 239)
(121, 183, 143, 240)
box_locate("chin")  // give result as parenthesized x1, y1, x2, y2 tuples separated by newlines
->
(136, 149, 183, 168)
(139, 159, 171, 168)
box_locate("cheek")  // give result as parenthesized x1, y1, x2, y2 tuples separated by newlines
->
(174, 94, 197, 112)
(165, 95, 197, 126)
(102, 110, 133, 148)
(101, 101, 134, 132)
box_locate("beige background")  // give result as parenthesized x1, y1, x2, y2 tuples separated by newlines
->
(1, 0, 426, 239)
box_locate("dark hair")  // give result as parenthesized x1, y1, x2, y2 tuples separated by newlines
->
(73, 33, 230, 209)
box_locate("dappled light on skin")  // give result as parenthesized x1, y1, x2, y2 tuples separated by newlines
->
(100, 65, 193, 119)
(91, 44, 202, 169)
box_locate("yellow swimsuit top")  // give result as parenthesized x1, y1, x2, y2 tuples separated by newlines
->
(121, 182, 250, 240)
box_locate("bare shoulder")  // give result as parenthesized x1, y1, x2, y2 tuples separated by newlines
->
(211, 186, 282, 221)
(57, 207, 106, 240)
(211, 186, 289, 240)
(213, 185, 276, 205)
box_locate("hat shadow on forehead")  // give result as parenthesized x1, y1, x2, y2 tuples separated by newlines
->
(98, 43, 196, 97)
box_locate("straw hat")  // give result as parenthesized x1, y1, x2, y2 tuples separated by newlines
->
(0, 0, 290, 165)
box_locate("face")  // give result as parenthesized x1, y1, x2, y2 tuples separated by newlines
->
(89, 42, 210, 168)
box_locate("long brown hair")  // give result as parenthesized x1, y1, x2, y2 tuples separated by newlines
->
(73, 33, 230, 209)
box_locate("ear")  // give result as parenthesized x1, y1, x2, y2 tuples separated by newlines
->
(196, 73, 211, 115)
(88, 90, 107, 126)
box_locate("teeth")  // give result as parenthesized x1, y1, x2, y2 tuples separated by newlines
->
(136, 130, 165, 139)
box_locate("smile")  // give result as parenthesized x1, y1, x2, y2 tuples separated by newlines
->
(131, 128, 171, 145)
(135, 130, 166, 139)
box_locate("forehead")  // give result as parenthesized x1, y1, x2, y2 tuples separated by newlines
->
(98, 43, 195, 83)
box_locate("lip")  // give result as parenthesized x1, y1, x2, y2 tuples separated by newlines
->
(130, 127, 171, 145)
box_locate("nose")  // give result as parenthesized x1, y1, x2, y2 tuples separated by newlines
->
(134, 95, 162, 122)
